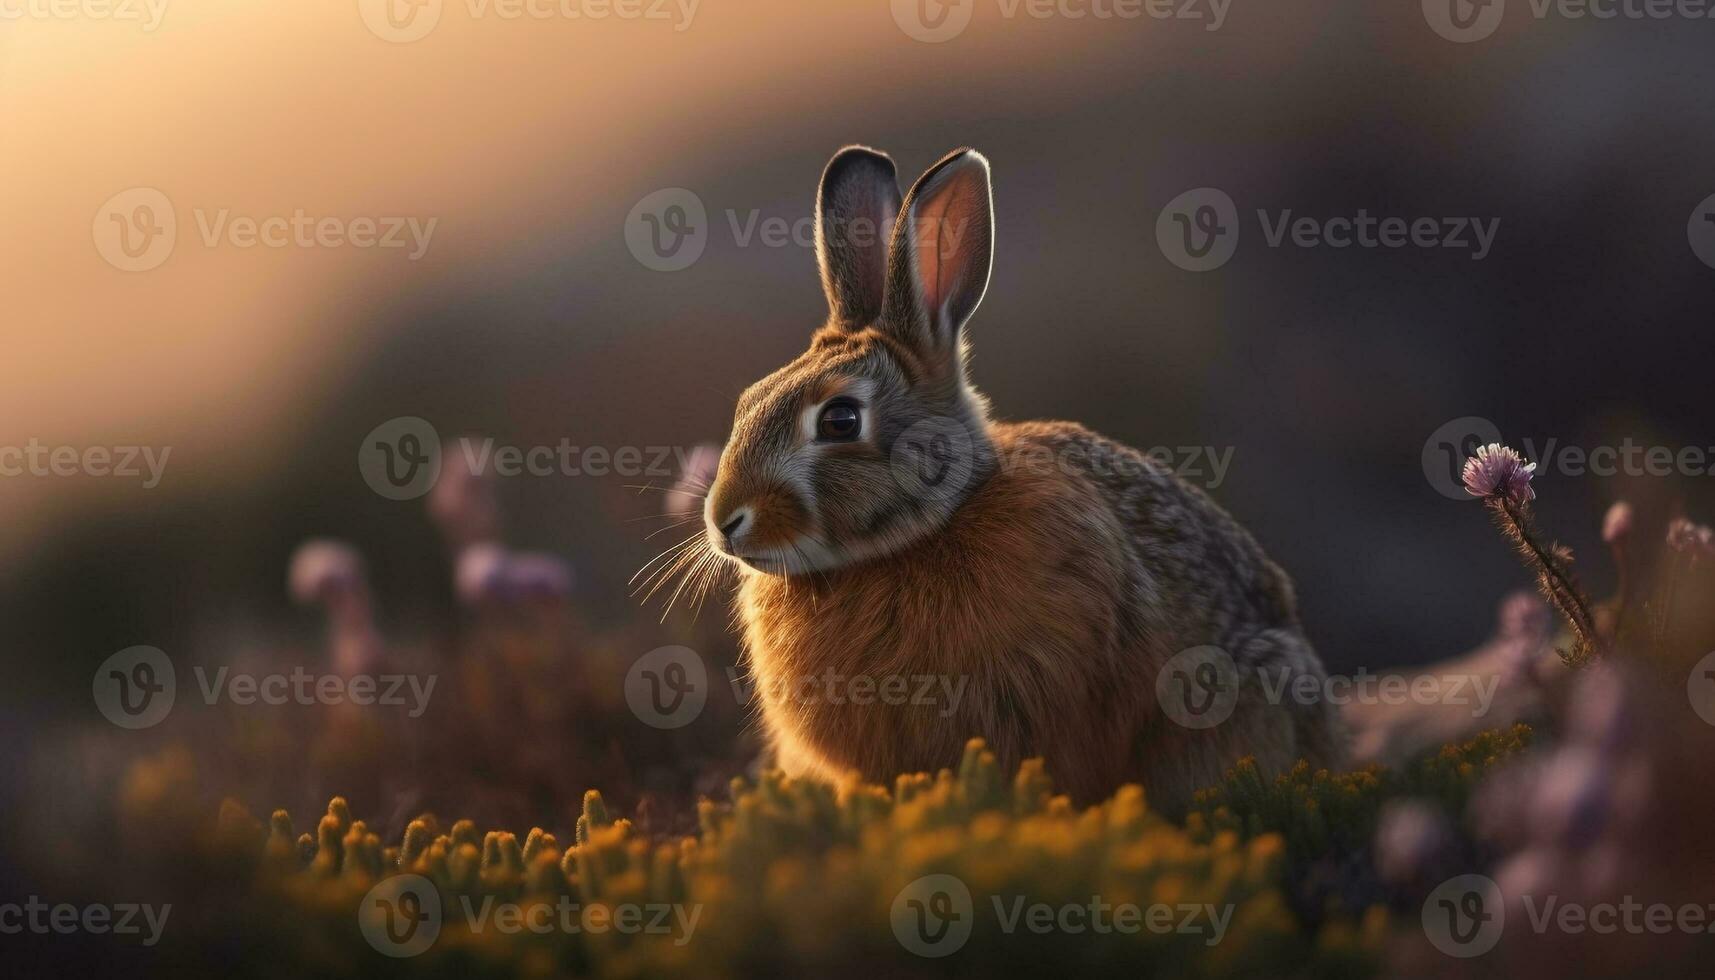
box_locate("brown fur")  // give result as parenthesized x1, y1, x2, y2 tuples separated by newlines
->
(703, 147, 1343, 812)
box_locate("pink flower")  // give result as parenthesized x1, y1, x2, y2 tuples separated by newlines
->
(1601, 501, 1633, 545)
(428, 439, 501, 550)
(456, 543, 572, 606)
(288, 539, 367, 606)
(1375, 801, 1453, 883)
(666, 442, 720, 518)
(287, 539, 380, 676)
(1462, 443, 1537, 506)
(1666, 517, 1714, 557)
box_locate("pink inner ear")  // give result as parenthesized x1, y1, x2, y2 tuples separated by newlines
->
(910, 172, 987, 326)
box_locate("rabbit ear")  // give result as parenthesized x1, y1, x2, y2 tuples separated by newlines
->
(816, 146, 902, 326)
(881, 148, 994, 362)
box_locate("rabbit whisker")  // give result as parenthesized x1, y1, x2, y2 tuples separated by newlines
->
(643, 517, 705, 540)
(628, 531, 704, 589)
(640, 539, 709, 606)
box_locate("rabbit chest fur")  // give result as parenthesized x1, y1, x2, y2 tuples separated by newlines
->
(738, 419, 1340, 810)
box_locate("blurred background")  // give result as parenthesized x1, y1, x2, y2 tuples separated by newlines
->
(3, 0, 1713, 935)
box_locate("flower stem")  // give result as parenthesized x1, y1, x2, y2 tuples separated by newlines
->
(1494, 499, 1600, 659)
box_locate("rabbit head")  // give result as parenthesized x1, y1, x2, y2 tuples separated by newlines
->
(705, 146, 998, 575)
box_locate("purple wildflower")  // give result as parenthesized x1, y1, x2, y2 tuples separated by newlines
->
(456, 544, 508, 606)
(428, 439, 501, 551)
(1666, 517, 1713, 557)
(288, 539, 366, 605)
(1531, 748, 1609, 849)
(666, 442, 721, 518)
(456, 543, 572, 606)
(1565, 664, 1635, 756)
(287, 539, 380, 676)
(1462, 443, 1537, 506)
(1497, 590, 1551, 642)
(501, 551, 573, 600)
(1601, 501, 1633, 545)
(1374, 800, 1454, 883)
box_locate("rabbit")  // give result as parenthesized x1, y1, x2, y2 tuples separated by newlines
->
(699, 145, 1344, 812)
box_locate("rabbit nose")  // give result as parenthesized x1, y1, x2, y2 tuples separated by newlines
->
(717, 508, 752, 550)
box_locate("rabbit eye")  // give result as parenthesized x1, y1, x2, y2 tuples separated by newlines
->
(816, 401, 862, 442)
